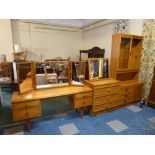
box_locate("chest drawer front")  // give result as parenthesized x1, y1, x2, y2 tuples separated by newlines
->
(108, 100, 122, 107)
(94, 86, 121, 96)
(108, 93, 120, 102)
(12, 109, 27, 121)
(74, 92, 93, 99)
(27, 107, 41, 119)
(93, 103, 109, 112)
(94, 88, 109, 96)
(94, 96, 108, 105)
(95, 83, 120, 90)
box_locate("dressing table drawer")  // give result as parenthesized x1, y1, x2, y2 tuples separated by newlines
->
(74, 97, 93, 108)
(74, 92, 93, 99)
(12, 100, 41, 110)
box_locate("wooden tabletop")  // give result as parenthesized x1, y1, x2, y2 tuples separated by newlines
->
(85, 79, 121, 86)
(12, 85, 93, 103)
(121, 80, 144, 86)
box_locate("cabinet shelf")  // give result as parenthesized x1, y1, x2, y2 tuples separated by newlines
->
(111, 34, 143, 81)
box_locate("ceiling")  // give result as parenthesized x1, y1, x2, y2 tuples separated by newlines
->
(23, 19, 103, 28)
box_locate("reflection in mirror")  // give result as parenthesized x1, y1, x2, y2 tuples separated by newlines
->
(16, 62, 33, 94)
(35, 61, 69, 89)
(88, 58, 109, 80)
(71, 61, 85, 86)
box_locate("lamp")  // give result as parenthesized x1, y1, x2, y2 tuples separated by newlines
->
(14, 44, 22, 53)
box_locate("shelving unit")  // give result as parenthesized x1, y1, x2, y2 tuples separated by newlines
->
(111, 33, 144, 106)
(111, 34, 143, 81)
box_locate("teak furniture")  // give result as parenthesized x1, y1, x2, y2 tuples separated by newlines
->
(121, 80, 144, 104)
(110, 33, 144, 106)
(85, 79, 121, 115)
(148, 66, 155, 107)
(33, 61, 70, 90)
(111, 34, 143, 81)
(16, 62, 34, 94)
(88, 58, 109, 80)
(11, 33, 145, 131)
(11, 85, 93, 130)
(71, 61, 86, 86)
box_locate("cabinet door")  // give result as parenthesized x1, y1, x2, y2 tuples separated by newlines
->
(148, 80, 155, 101)
(118, 37, 131, 70)
(133, 84, 143, 101)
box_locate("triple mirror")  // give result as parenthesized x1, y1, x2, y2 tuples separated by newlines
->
(34, 61, 70, 89)
(88, 58, 109, 80)
(16, 62, 34, 94)
(71, 61, 86, 86)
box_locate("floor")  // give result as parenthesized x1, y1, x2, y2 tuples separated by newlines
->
(1, 86, 155, 135)
(0, 86, 73, 127)
(1, 104, 155, 135)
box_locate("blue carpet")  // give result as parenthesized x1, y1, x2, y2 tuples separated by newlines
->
(1, 87, 155, 135)
(23, 104, 155, 135)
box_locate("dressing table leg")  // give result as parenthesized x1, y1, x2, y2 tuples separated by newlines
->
(27, 120, 32, 132)
(80, 107, 84, 119)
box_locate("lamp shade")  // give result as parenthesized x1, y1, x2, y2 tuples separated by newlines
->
(14, 44, 22, 53)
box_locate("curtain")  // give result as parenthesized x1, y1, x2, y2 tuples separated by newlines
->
(140, 19, 155, 99)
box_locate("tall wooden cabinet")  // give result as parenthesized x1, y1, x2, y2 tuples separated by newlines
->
(111, 34, 144, 105)
(148, 66, 155, 107)
(111, 34, 143, 81)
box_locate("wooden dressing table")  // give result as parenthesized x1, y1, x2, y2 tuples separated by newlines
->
(11, 85, 93, 131)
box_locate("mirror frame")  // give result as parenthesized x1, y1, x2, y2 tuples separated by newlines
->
(33, 61, 71, 90)
(88, 58, 110, 81)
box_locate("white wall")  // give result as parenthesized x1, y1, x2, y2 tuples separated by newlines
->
(82, 19, 144, 58)
(10, 19, 144, 61)
(11, 20, 82, 61)
(82, 21, 114, 58)
(0, 19, 13, 61)
(128, 19, 144, 35)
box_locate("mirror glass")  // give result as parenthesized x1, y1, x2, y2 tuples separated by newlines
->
(71, 61, 85, 85)
(35, 61, 69, 89)
(88, 58, 109, 80)
(16, 62, 33, 94)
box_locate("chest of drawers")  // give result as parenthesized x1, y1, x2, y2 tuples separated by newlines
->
(85, 79, 122, 115)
